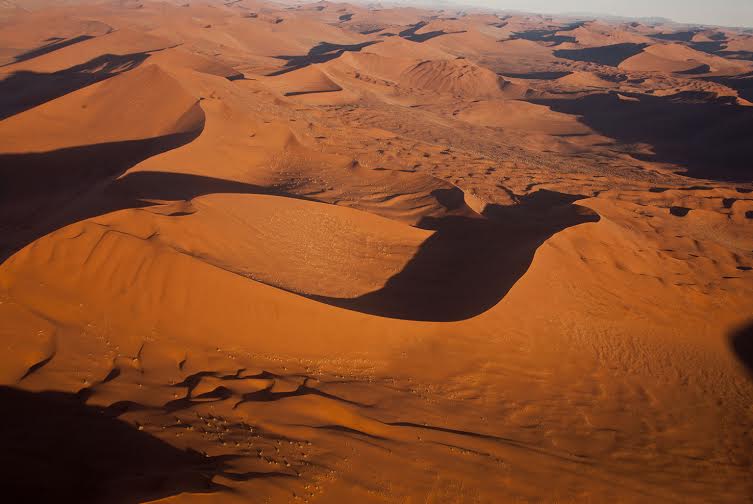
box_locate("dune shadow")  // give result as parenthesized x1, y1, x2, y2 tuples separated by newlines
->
(0, 51, 155, 120)
(536, 91, 753, 182)
(730, 322, 753, 380)
(233, 379, 368, 409)
(1, 122, 579, 324)
(269, 40, 380, 76)
(503, 71, 572, 80)
(0, 121, 279, 264)
(398, 21, 466, 43)
(688, 36, 753, 62)
(2, 104, 595, 324)
(554, 43, 647, 67)
(312, 190, 599, 321)
(676, 64, 711, 75)
(651, 31, 699, 42)
(0, 386, 284, 503)
(0, 130, 190, 262)
(718, 50, 753, 62)
(510, 26, 580, 46)
(703, 71, 753, 102)
(690, 40, 727, 54)
(1, 35, 96, 67)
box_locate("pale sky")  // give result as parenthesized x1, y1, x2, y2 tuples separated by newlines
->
(463, 0, 753, 27)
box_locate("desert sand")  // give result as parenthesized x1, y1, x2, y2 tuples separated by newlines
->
(1, 1, 752, 502)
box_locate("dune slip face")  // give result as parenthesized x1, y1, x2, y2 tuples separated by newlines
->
(1, 1, 753, 503)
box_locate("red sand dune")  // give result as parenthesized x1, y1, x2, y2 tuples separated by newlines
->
(1, 1, 752, 503)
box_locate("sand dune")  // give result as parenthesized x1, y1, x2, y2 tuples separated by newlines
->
(555, 69, 620, 88)
(1, 1, 753, 503)
(0, 63, 202, 151)
(565, 21, 654, 46)
(620, 42, 745, 73)
(264, 64, 342, 96)
(0, 14, 112, 66)
(400, 58, 515, 97)
(1, 28, 175, 73)
(493, 38, 559, 72)
(146, 46, 244, 80)
(456, 99, 592, 134)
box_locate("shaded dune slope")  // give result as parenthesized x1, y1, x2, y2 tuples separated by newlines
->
(0, 51, 150, 120)
(731, 321, 753, 379)
(538, 91, 753, 181)
(314, 190, 599, 321)
(0, 64, 207, 261)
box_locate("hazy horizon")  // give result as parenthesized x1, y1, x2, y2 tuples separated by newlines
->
(385, 0, 753, 28)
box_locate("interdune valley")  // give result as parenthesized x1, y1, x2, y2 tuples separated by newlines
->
(1, 1, 753, 502)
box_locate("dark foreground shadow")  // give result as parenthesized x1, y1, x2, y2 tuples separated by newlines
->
(0, 386, 275, 503)
(536, 91, 753, 182)
(730, 322, 753, 380)
(312, 190, 599, 321)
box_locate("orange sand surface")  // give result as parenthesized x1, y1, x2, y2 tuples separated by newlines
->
(1, 1, 752, 502)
